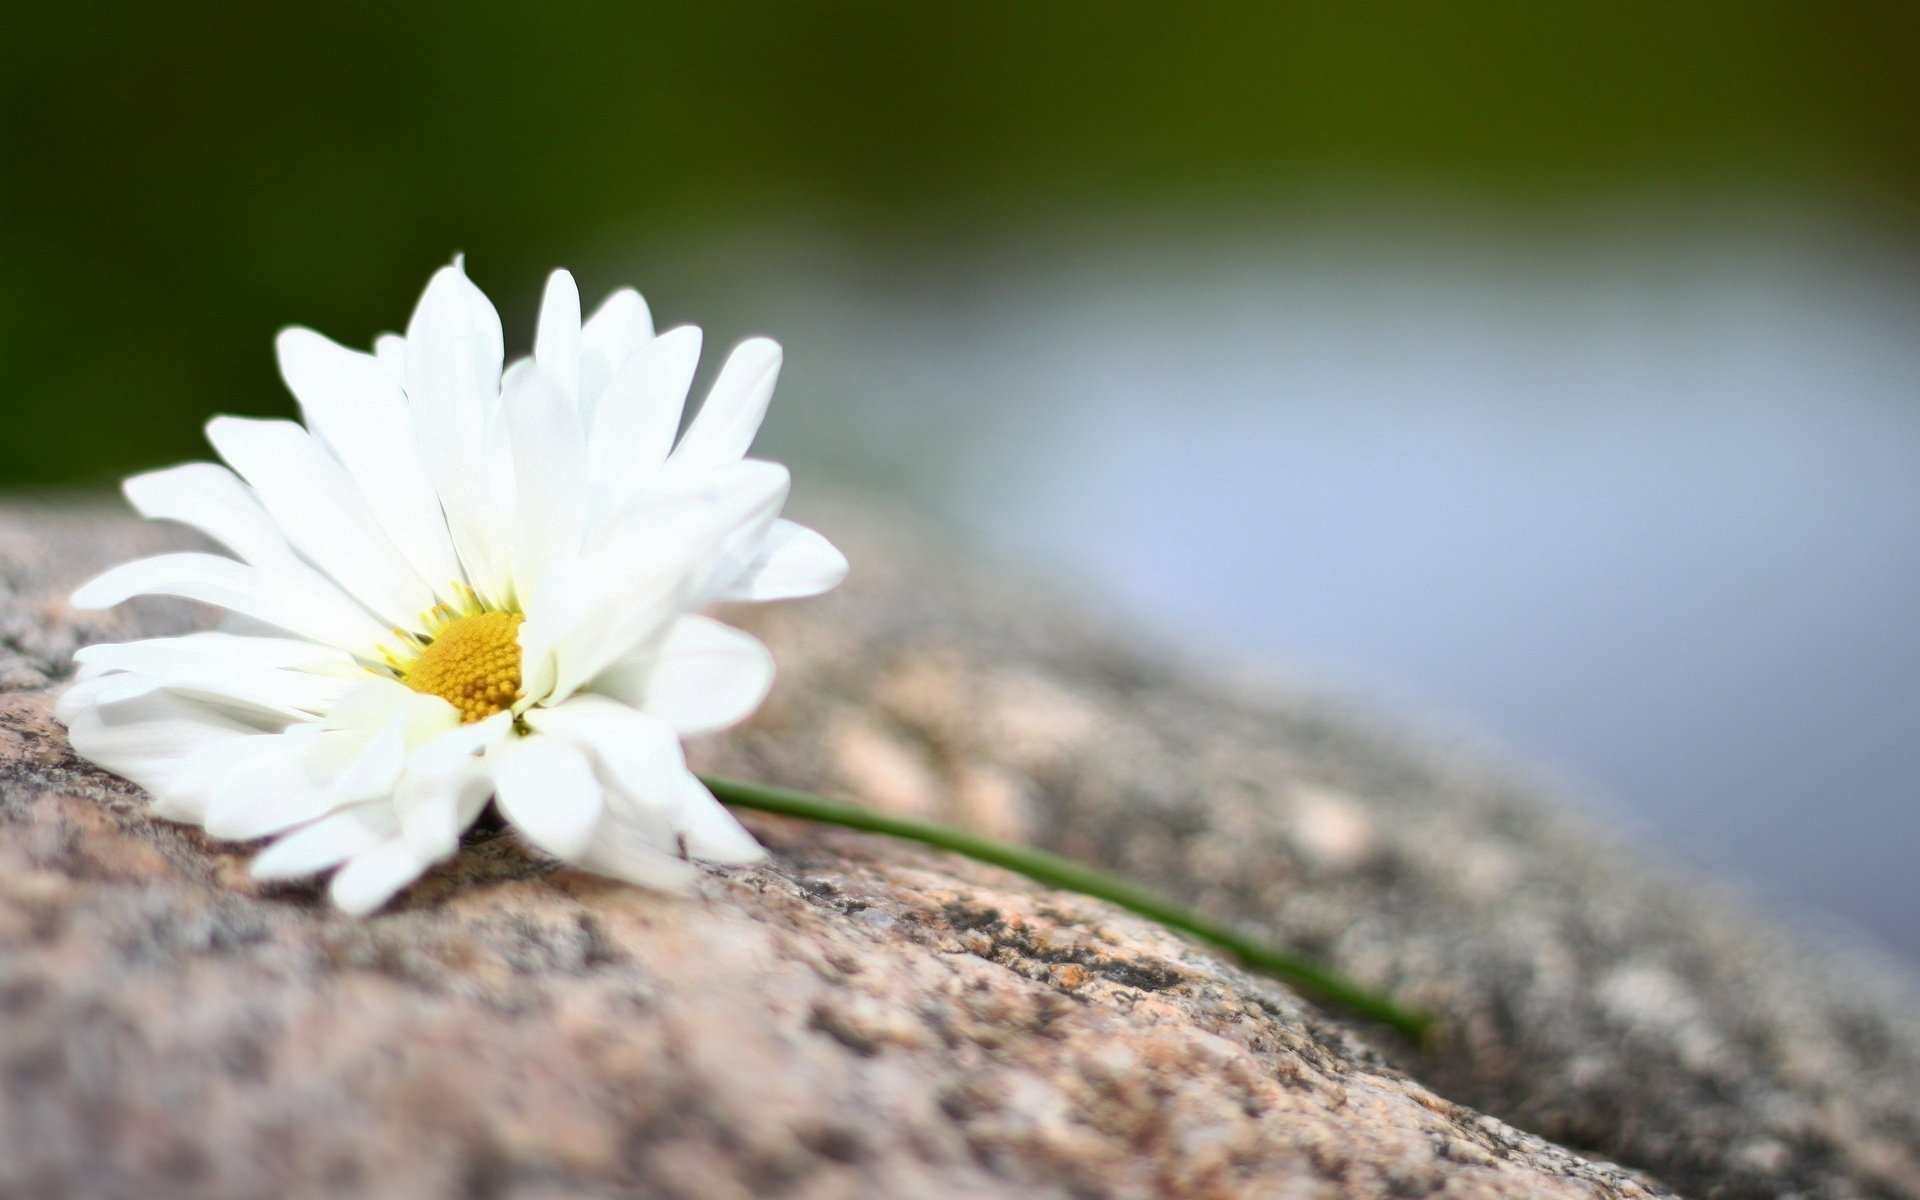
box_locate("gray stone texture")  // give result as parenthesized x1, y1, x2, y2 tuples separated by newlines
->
(0, 496, 1916, 1198)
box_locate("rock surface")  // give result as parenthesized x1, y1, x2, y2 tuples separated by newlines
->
(1, 497, 1917, 1199)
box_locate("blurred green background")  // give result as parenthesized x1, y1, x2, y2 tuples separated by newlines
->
(3, 1, 1917, 485)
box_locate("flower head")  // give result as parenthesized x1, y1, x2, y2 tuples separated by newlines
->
(58, 262, 846, 913)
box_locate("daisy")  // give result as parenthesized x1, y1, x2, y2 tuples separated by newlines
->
(57, 261, 847, 914)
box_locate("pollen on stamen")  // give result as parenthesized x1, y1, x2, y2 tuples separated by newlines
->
(398, 609, 525, 722)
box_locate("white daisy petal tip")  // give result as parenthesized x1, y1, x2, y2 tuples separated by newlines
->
(637, 616, 776, 737)
(671, 337, 784, 469)
(724, 520, 849, 603)
(68, 571, 119, 612)
(492, 736, 604, 862)
(328, 840, 433, 917)
(58, 262, 846, 915)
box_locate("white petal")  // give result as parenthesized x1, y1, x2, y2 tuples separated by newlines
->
(55, 671, 141, 721)
(579, 453, 798, 633)
(718, 519, 849, 602)
(250, 803, 395, 881)
(320, 676, 416, 729)
(276, 327, 463, 592)
(394, 713, 512, 860)
(528, 461, 792, 704)
(412, 709, 514, 771)
(687, 461, 792, 607)
(207, 689, 459, 840)
(75, 634, 356, 718)
(396, 763, 493, 863)
(72, 670, 348, 724)
(670, 337, 781, 468)
(405, 260, 509, 607)
(526, 696, 683, 812)
(321, 678, 461, 748)
(578, 287, 654, 416)
(518, 502, 716, 706)
(330, 711, 412, 804)
(72, 552, 390, 654)
(569, 826, 701, 892)
(527, 697, 763, 865)
(202, 727, 343, 840)
(62, 689, 263, 801)
(79, 630, 352, 673)
(124, 463, 321, 582)
(624, 615, 774, 737)
(159, 735, 287, 824)
(580, 287, 654, 366)
(329, 838, 431, 915)
(373, 333, 407, 380)
(503, 362, 587, 603)
(522, 701, 678, 868)
(122, 465, 375, 636)
(586, 325, 702, 501)
(533, 269, 581, 407)
(54, 673, 118, 717)
(669, 771, 767, 865)
(206, 416, 436, 628)
(62, 673, 203, 712)
(490, 735, 604, 860)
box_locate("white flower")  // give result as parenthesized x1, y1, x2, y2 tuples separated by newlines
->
(57, 261, 847, 914)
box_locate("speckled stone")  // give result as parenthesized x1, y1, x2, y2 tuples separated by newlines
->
(1, 496, 1916, 1199)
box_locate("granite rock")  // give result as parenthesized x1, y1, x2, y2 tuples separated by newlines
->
(1, 497, 1916, 1198)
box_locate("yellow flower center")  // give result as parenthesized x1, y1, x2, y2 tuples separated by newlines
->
(400, 609, 524, 723)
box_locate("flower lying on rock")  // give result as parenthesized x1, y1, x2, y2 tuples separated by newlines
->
(58, 261, 846, 914)
(51, 260, 1434, 1039)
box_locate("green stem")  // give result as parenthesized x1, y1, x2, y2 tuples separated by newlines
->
(702, 773, 1434, 1043)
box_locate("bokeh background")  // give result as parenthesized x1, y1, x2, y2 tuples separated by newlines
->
(5, 3, 1917, 958)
